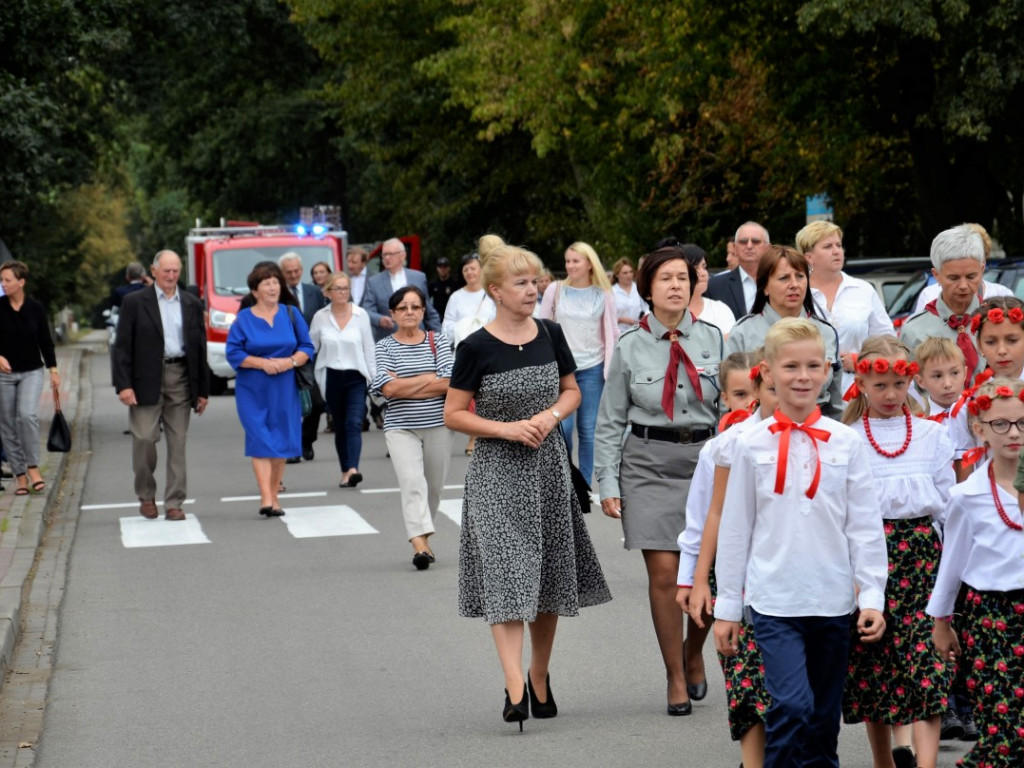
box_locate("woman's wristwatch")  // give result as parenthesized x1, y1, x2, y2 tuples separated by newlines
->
(551, 409, 561, 422)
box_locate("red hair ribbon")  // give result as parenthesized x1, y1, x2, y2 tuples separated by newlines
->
(767, 407, 832, 499)
(842, 382, 860, 402)
(748, 365, 761, 381)
(718, 409, 751, 432)
(961, 446, 987, 467)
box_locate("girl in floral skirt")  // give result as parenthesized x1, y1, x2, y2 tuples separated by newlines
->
(928, 377, 1024, 768)
(679, 349, 776, 768)
(842, 335, 956, 768)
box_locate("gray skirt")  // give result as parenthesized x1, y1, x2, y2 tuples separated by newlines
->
(619, 432, 703, 551)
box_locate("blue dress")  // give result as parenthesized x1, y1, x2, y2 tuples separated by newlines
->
(226, 306, 315, 458)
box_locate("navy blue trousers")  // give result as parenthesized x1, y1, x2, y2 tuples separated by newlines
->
(751, 610, 852, 768)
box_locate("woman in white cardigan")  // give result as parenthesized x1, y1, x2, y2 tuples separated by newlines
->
(309, 272, 376, 487)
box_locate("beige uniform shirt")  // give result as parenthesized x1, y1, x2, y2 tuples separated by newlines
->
(899, 295, 983, 377)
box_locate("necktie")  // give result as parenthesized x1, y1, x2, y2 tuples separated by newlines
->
(767, 407, 832, 499)
(924, 300, 978, 372)
(638, 316, 703, 420)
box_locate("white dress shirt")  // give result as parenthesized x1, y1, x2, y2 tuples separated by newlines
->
(740, 269, 756, 315)
(851, 416, 954, 522)
(442, 288, 497, 344)
(811, 272, 895, 392)
(612, 282, 649, 333)
(389, 268, 408, 293)
(308, 305, 376, 396)
(696, 297, 736, 336)
(714, 413, 888, 621)
(350, 272, 366, 305)
(157, 288, 185, 358)
(926, 458, 1024, 617)
(676, 411, 764, 586)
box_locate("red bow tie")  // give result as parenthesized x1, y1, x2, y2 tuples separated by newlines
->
(767, 407, 832, 499)
(718, 409, 750, 433)
(638, 316, 703, 420)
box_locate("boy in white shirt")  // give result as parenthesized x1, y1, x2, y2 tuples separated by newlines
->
(714, 318, 888, 768)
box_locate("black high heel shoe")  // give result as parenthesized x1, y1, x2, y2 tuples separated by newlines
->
(528, 673, 557, 718)
(503, 684, 529, 732)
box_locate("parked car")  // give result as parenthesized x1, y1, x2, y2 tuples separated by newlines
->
(859, 271, 916, 309)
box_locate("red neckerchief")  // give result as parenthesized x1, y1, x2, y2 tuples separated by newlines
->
(926, 411, 948, 424)
(638, 315, 703, 419)
(925, 299, 979, 373)
(718, 409, 750, 432)
(767, 407, 831, 499)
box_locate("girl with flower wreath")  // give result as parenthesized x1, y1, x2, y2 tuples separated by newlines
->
(841, 334, 956, 768)
(928, 377, 1024, 768)
(946, 297, 1024, 482)
(679, 349, 778, 768)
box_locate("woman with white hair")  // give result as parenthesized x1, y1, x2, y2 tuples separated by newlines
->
(538, 242, 619, 486)
(799, 221, 894, 393)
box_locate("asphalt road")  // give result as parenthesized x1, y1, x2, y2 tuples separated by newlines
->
(9, 349, 971, 767)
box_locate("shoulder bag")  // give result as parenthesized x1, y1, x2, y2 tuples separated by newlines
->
(287, 306, 315, 417)
(452, 295, 488, 349)
(47, 386, 72, 452)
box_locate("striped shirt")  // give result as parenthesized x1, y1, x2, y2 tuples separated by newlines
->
(371, 332, 452, 430)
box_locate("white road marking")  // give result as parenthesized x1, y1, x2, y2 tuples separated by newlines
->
(277, 505, 379, 538)
(82, 499, 196, 511)
(220, 492, 327, 502)
(438, 499, 462, 527)
(119, 514, 210, 548)
(359, 484, 464, 495)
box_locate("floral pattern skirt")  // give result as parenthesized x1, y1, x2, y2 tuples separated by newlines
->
(710, 570, 771, 740)
(956, 586, 1024, 768)
(843, 516, 952, 725)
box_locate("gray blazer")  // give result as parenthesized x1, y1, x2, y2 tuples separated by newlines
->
(360, 268, 442, 341)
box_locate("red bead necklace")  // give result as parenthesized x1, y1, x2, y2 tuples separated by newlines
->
(988, 463, 1024, 532)
(862, 405, 913, 458)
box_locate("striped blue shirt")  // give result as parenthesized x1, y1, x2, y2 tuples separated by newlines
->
(371, 332, 452, 430)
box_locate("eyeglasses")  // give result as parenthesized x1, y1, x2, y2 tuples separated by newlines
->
(393, 305, 424, 313)
(978, 418, 1024, 434)
(381, 251, 406, 258)
(736, 238, 764, 246)
(328, 286, 350, 292)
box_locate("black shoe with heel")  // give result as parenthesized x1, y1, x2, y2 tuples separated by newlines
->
(503, 685, 529, 732)
(528, 673, 557, 719)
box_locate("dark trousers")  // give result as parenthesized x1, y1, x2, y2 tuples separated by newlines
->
(300, 382, 325, 452)
(324, 369, 367, 472)
(751, 609, 852, 768)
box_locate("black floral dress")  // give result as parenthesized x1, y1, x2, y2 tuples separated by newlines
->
(452, 320, 612, 624)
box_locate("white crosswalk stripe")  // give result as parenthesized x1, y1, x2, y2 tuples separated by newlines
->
(277, 505, 378, 538)
(119, 514, 211, 548)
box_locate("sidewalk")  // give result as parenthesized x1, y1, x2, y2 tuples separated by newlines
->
(0, 330, 105, 688)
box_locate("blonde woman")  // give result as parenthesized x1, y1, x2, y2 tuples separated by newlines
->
(446, 234, 610, 730)
(538, 242, 618, 484)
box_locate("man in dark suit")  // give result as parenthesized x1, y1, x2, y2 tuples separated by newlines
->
(361, 238, 441, 342)
(112, 262, 151, 307)
(704, 221, 771, 319)
(112, 250, 210, 521)
(280, 252, 327, 462)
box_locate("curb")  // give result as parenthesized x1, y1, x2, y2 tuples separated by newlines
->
(0, 332, 102, 690)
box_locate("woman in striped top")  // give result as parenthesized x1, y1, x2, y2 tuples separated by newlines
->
(371, 286, 454, 570)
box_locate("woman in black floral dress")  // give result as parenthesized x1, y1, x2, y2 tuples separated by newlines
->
(445, 234, 612, 731)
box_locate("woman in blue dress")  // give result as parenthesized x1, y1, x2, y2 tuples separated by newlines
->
(227, 263, 314, 517)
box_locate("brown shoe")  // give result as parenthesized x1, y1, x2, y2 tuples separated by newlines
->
(139, 499, 158, 519)
(165, 508, 185, 521)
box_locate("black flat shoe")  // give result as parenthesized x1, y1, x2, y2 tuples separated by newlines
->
(667, 701, 693, 716)
(347, 472, 363, 488)
(259, 506, 273, 517)
(528, 673, 557, 719)
(687, 680, 708, 701)
(412, 551, 431, 570)
(503, 685, 529, 732)
(266, 508, 285, 517)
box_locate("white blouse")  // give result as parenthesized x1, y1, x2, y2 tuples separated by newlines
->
(695, 297, 736, 337)
(554, 285, 606, 371)
(612, 282, 648, 333)
(850, 416, 954, 522)
(811, 272, 895, 392)
(441, 288, 496, 347)
(926, 459, 1024, 617)
(308, 305, 377, 396)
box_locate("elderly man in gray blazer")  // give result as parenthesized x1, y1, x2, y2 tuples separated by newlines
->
(361, 238, 442, 342)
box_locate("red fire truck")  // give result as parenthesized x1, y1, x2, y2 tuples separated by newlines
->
(186, 211, 348, 394)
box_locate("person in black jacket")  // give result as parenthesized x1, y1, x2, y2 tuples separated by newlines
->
(0, 261, 59, 495)
(704, 221, 771, 319)
(111, 250, 210, 521)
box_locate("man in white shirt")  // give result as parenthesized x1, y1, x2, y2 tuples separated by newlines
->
(705, 221, 770, 319)
(347, 246, 369, 306)
(360, 238, 441, 342)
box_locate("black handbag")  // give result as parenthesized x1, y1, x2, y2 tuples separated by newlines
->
(47, 387, 72, 452)
(286, 306, 316, 417)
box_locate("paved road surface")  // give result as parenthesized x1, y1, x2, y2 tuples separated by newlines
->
(1, 347, 970, 767)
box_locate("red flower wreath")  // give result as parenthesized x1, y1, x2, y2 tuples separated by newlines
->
(995, 385, 1015, 398)
(855, 357, 919, 377)
(873, 359, 889, 373)
(1010, 307, 1024, 323)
